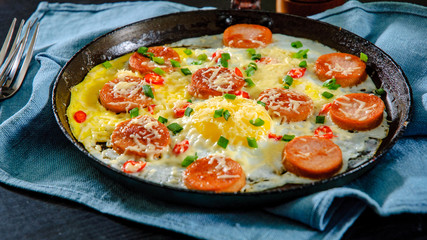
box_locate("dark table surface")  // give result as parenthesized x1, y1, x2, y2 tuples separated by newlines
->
(1, 0, 427, 239)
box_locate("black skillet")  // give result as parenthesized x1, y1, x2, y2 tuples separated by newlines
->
(52, 10, 412, 208)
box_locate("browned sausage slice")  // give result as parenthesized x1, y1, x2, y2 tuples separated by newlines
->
(283, 136, 343, 179)
(257, 88, 314, 122)
(315, 53, 367, 87)
(183, 155, 246, 193)
(223, 24, 272, 48)
(187, 67, 245, 99)
(111, 115, 170, 158)
(329, 93, 385, 131)
(99, 76, 153, 113)
(128, 46, 180, 74)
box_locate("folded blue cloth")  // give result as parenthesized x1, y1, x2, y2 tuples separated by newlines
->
(0, 1, 426, 239)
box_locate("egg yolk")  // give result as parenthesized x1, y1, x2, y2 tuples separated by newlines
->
(190, 96, 271, 147)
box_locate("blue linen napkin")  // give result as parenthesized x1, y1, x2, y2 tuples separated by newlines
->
(0, 1, 426, 239)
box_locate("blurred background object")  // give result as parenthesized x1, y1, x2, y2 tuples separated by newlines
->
(276, 0, 346, 16)
(231, 0, 262, 9)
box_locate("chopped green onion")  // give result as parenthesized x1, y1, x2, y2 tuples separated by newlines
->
(170, 59, 181, 67)
(191, 60, 203, 65)
(245, 67, 256, 77)
(322, 91, 334, 99)
(283, 85, 290, 89)
(102, 61, 112, 69)
(158, 116, 168, 124)
(291, 41, 303, 48)
(153, 57, 164, 65)
(143, 52, 154, 59)
(249, 118, 265, 127)
(223, 110, 231, 121)
(220, 58, 228, 68)
(153, 67, 165, 75)
(257, 101, 266, 107)
(181, 153, 198, 167)
(197, 53, 208, 61)
(248, 62, 258, 70)
(137, 47, 148, 54)
(322, 78, 341, 90)
(167, 123, 183, 134)
(129, 107, 139, 118)
(181, 68, 192, 76)
(316, 115, 325, 124)
(217, 136, 229, 149)
(281, 134, 295, 142)
(183, 49, 192, 55)
(251, 53, 262, 61)
(214, 109, 224, 118)
(224, 94, 236, 100)
(284, 75, 293, 86)
(187, 99, 193, 103)
(143, 85, 154, 98)
(299, 60, 307, 68)
(184, 107, 193, 117)
(221, 53, 230, 60)
(247, 137, 258, 148)
(360, 52, 368, 62)
(375, 88, 385, 95)
(247, 48, 256, 55)
(244, 78, 255, 87)
(293, 49, 309, 59)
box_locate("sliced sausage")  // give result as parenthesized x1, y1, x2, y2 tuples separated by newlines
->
(315, 53, 367, 87)
(99, 76, 152, 113)
(257, 88, 313, 122)
(183, 155, 246, 193)
(283, 136, 343, 179)
(329, 93, 385, 131)
(128, 46, 180, 74)
(187, 67, 245, 99)
(111, 115, 170, 158)
(223, 24, 272, 48)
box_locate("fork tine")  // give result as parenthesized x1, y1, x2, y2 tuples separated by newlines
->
(0, 38, 23, 86)
(4, 20, 34, 88)
(7, 23, 40, 96)
(0, 18, 17, 66)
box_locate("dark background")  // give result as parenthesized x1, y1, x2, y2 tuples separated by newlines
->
(1, 0, 426, 239)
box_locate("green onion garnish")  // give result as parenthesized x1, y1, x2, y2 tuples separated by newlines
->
(281, 134, 295, 142)
(244, 78, 255, 87)
(249, 118, 265, 127)
(197, 53, 207, 61)
(214, 109, 224, 118)
(293, 49, 309, 59)
(299, 60, 307, 68)
(191, 61, 203, 65)
(247, 137, 258, 148)
(248, 62, 258, 70)
(284, 75, 293, 86)
(153, 67, 165, 75)
(224, 94, 236, 100)
(183, 49, 192, 55)
(219, 53, 230, 68)
(291, 41, 303, 48)
(167, 123, 183, 134)
(153, 57, 165, 65)
(322, 78, 341, 90)
(316, 115, 325, 124)
(322, 91, 334, 99)
(170, 59, 181, 67)
(181, 68, 192, 76)
(187, 99, 193, 103)
(137, 47, 148, 54)
(143, 52, 154, 59)
(158, 116, 168, 124)
(257, 101, 266, 107)
(375, 88, 385, 95)
(129, 107, 139, 118)
(223, 110, 231, 121)
(283, 85, 290, 89)
(181, 153, 198, 167)
(245, 67, 256, 77)
(184, 107, 193, 117)
(102, 61, 112, 69)
(247, 48, 256, 56)
(143, 85, 154, 98)
(217, 136, 229, 149)
(251, 53, 262, 61)
(360, 52, 368, 62)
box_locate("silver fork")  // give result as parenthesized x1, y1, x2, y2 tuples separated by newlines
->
(0, 18, 39, 100)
